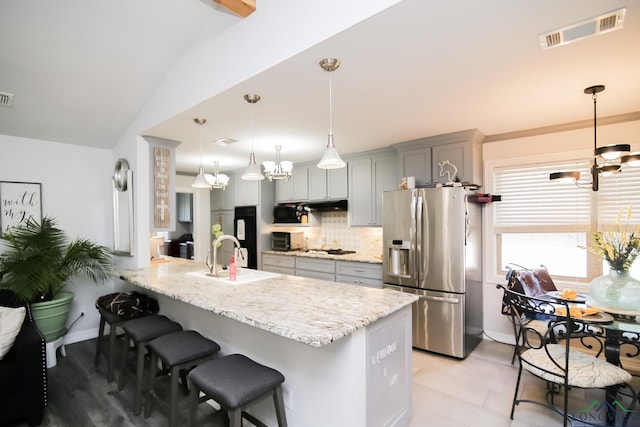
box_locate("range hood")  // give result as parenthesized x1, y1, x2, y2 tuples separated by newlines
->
(307, 199, 348, 212)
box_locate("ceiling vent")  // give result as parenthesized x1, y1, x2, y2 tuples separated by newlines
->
(538, 7, 626, 49)
(213, 137, 237, 146)
(0, 91, 14, 107)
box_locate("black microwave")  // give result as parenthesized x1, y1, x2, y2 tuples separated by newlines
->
(273, 204, 305, 224)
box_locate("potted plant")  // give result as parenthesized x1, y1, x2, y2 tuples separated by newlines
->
(0, 216, 114, 341)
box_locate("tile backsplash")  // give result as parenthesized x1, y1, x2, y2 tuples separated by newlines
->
(271, 212, 382, 256)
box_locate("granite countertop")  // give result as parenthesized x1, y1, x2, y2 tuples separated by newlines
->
(263, 250, 383, 264)
(116, 258, 415, 348)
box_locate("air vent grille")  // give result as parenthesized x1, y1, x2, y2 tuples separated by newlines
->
(538, 7, 625, 50)
(0, 91, 14, 107)
(214, 137, 237, 146)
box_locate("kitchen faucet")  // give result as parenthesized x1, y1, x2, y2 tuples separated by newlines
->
(206, 235, 243, 277)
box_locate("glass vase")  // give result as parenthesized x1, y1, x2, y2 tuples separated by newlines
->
(589, 269, 640, 310)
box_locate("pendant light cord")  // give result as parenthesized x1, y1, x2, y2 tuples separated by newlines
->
(329, 71, 333, 138)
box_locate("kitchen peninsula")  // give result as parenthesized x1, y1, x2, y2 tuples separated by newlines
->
(116, 257, 417, 427)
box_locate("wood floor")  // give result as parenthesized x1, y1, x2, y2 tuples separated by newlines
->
(14, 338, 640, 426)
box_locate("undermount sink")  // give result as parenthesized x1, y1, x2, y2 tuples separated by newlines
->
(186, 268, 281, 285)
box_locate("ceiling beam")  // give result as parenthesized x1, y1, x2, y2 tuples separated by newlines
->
(213, 0, 256, 18)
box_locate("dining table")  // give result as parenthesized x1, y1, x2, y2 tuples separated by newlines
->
(548, 294, 640, 426)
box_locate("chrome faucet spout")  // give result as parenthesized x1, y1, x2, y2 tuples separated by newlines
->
(209, 235, 242, 277)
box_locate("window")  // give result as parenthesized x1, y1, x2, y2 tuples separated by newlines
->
(492, 158, 640, 282)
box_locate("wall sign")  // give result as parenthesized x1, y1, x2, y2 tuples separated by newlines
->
(0, 181, 42, 235)
(153, 147, 171, 229)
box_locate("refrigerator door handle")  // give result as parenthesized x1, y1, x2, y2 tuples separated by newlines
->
(420, 295, 460, 304)
(415, 195, 425, 284)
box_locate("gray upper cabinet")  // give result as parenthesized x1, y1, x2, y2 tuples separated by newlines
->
(308, 167, 327, 201)
(328, 167, 348, 199)
(176, 192, 193, 222)
(397, 147, 432, 187)
(210, 182, 235, 210)
(394, 129, 485, 187)
(275, 166, 309, 203)
(349, 150, 397, 226)
(233, 171, 261, 206)
(306, 164, 348, 201)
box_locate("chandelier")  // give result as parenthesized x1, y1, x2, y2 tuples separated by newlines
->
(550, 85, 639, 191)
(205, 160, 230, 190)
(263, 145, 293, 181)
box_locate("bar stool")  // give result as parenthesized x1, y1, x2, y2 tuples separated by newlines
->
(118, 314, 183, 415)
(94, 308, 127, 382)
(144, 330, 221, 427)
(187, 354, 288, 427)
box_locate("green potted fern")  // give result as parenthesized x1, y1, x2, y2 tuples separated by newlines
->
(0, 216, 114, 341)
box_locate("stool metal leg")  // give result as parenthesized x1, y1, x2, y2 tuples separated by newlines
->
(169, 364, 181, 427)
(94, 315, 106, 367)
(188, 381, 200, 427)
(274, 386, 288, 427)
(144, 351, 159, 418)
(117, 334, 130, 391)
(107, 323, 119, 382)
(229, 408, 242, 427)
(134, 341, 147, 415)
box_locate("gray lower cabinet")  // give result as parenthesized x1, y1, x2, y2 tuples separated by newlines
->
(262, 253, 296, 275)
(275, 166, 309, 203)
(295, 257, 336, 281)
(335, 261, 383, 288)
(261, 253, 382, 287)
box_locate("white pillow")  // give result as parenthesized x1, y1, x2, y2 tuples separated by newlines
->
(0, 306, 26, 360)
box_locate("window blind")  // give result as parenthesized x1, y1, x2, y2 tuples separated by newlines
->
(494, 159, 640, 231)
(493, 160, 591, 231)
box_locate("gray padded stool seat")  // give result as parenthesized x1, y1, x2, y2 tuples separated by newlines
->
(118, 314, 183, 415)
(94, 308, 127, 382)
(187, 354, 287, 427)
(145, 330, 221, 427)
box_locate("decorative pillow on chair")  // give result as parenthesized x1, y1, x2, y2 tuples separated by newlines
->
(0, 306, 26, 360)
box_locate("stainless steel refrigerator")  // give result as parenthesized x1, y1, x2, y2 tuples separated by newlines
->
(382, 187, 482, 358)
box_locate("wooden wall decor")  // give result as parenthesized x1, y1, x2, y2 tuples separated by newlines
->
(153, 147, 171, 229)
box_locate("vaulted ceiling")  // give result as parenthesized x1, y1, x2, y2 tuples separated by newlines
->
(2, 0, 639, 174)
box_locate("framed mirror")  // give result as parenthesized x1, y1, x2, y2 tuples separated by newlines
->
(112, 158, 134, 256)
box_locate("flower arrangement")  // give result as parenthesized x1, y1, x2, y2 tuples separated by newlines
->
(584, 205, 640, 272)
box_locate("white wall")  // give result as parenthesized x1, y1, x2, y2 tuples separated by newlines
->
(0, 134, 116, 343)
(481, 119, 640, 343)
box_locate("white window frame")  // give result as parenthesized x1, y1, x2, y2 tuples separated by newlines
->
(484, 148, 595, 293)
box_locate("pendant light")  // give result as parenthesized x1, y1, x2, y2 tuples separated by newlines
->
(191, 118, 213, 188)
(263, 145, 293, 181)
(317, 58, 346, 169)
(241, 93, 265, 180)
(549, 85, 636, 191)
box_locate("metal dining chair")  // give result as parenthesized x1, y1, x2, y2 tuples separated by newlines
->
(499, 284, 637, 427)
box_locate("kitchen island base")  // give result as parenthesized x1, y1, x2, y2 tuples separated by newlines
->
(120, 286, 413, 427)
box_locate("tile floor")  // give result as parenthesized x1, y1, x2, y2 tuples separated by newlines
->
(410, 339, 640, 427)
